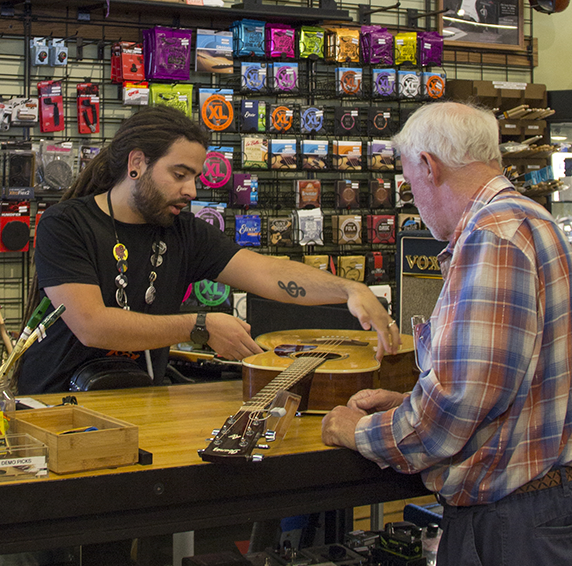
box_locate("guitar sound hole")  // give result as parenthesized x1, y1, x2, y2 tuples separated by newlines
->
(290, 352, 345, 361)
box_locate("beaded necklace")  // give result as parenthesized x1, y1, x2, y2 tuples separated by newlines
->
(106, 190, 167, 310)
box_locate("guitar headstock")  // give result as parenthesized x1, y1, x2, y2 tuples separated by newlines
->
(199, 411, 270, 463)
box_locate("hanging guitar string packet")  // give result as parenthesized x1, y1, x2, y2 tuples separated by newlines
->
(302, 140, 328, 171)
(270, 139, 297, 170)
(235, 214, 261, 246)
(241, 100, 266, 133)
(199, 88, 235, 132)
(231, 173, 258, 207)
(143, 27, 193, 81)
(268, 215, 294, 246)
(295, 208, 324, 246)
(372, 69, 397, 98)
(300, 105, 325, 134)
(332, 215, 362, 245)
(195, 29, 233, 74)
(270, 62, 299, 93)
(230, 19, 265, 57)
(241, 62, 267, 93)
(242, 136, 268, 169)
(299, 26, 325, 59)
(199, 146, 233, 190)
(266, 23, 295, 58)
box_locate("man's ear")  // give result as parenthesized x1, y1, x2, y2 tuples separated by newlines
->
(127, 149, 147, 174)
(420, 151, 444, 186)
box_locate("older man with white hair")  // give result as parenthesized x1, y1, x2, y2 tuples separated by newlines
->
(323, 101, 572, 565)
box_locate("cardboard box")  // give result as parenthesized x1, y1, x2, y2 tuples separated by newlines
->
(8, 406, 138, 474)
(523, 120, 546, 136)
(499, 120, 523, 136)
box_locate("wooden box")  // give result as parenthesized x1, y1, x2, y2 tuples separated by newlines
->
(7, 406, 138, 474)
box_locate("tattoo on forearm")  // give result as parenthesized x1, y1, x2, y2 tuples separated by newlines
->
(278, 280, 306, 298)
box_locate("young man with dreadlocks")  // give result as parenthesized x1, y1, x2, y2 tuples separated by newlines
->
(18, 106, 398, 395)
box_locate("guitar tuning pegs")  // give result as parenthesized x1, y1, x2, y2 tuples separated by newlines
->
(251, 454, 264, 462)
(197, 449, 205, 455)
(265, 430, 277, 442)
(257, 444, 270, 450)
(211, 429, 220, 435)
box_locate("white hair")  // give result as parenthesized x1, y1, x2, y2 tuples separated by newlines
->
(392, 102, 502, 169)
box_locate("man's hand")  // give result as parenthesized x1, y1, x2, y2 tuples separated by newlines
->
(204, 313, 264, 360)
(347, 388, 407, 414)
(321, 405, 365, 449)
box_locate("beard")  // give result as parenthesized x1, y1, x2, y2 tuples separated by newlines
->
(131, 168, 176, 227)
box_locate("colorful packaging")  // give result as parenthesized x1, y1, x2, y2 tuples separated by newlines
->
(199, 146, 233, 190)
(199, 88, 235, 132)
(143, 27, 193, 81)
(266, 23, 295, 58)
(418, 31, 444, 66)
(360, 26, 393, 65)
(423, 71, 446, 99)
(300, 105, 325, 134)
(195, 29, 233, 74)
(372, 69, 397, 98)
(231, 173, 258, 207)
(230, 19, 265, 57)
(240, 62, 267, 93)
(77, 83, 99, 134)
(301, 140, 328, 171)
(299, 26, 325, 59)
(235, 214, 261, 246)
(326, 28, 360, 62)
(150, 83, 193, 117)
(37, 80, 64, 133)
(241, 100, 266, 133)
(270, 62, 299, 93)
(394, 32, 418, 65)
(111, 42, 144, 82)
(336, 67, 363, 96)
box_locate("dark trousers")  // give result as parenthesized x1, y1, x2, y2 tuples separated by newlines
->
(438, 468, 572, 565)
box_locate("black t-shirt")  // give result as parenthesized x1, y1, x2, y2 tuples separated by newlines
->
(19, 195, 240, 394)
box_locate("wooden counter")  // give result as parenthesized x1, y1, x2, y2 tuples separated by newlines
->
(0, 382, 428, 554)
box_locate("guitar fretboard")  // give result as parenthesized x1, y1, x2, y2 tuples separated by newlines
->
(242, 338, 345, 412)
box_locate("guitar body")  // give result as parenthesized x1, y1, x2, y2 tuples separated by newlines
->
(243, 329, 419, 411)
(243, 329, 381, 411)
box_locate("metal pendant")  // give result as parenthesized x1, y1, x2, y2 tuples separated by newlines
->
(116, 287, 128, 309)
(117, 259, 128, 273)
(145, 285, 156, 305)
(150, 254, 163, 267)
(153, 241, 167, 255)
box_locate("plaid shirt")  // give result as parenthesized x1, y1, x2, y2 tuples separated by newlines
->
(356, 176, 572, 506)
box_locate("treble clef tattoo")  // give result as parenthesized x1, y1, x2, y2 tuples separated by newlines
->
(278, 280, 306, 298)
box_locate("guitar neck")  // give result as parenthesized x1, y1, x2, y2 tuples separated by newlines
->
(242, 356, 325, 412)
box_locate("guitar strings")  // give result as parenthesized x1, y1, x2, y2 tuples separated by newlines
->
(224, 336, 347, 442)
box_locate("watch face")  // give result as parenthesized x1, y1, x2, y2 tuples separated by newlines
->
(191, 327, 209, 345)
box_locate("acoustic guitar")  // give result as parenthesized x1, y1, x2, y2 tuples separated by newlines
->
(198, 330, 381, 463)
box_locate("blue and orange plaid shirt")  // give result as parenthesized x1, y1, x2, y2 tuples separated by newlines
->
(356, 176, 572, 506)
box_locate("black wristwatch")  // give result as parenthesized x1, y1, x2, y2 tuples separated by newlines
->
(191, 312, 209, 345)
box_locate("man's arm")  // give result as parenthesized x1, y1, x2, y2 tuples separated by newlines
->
(44, 283, 264, 360)
(216, 249, 399, 358)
